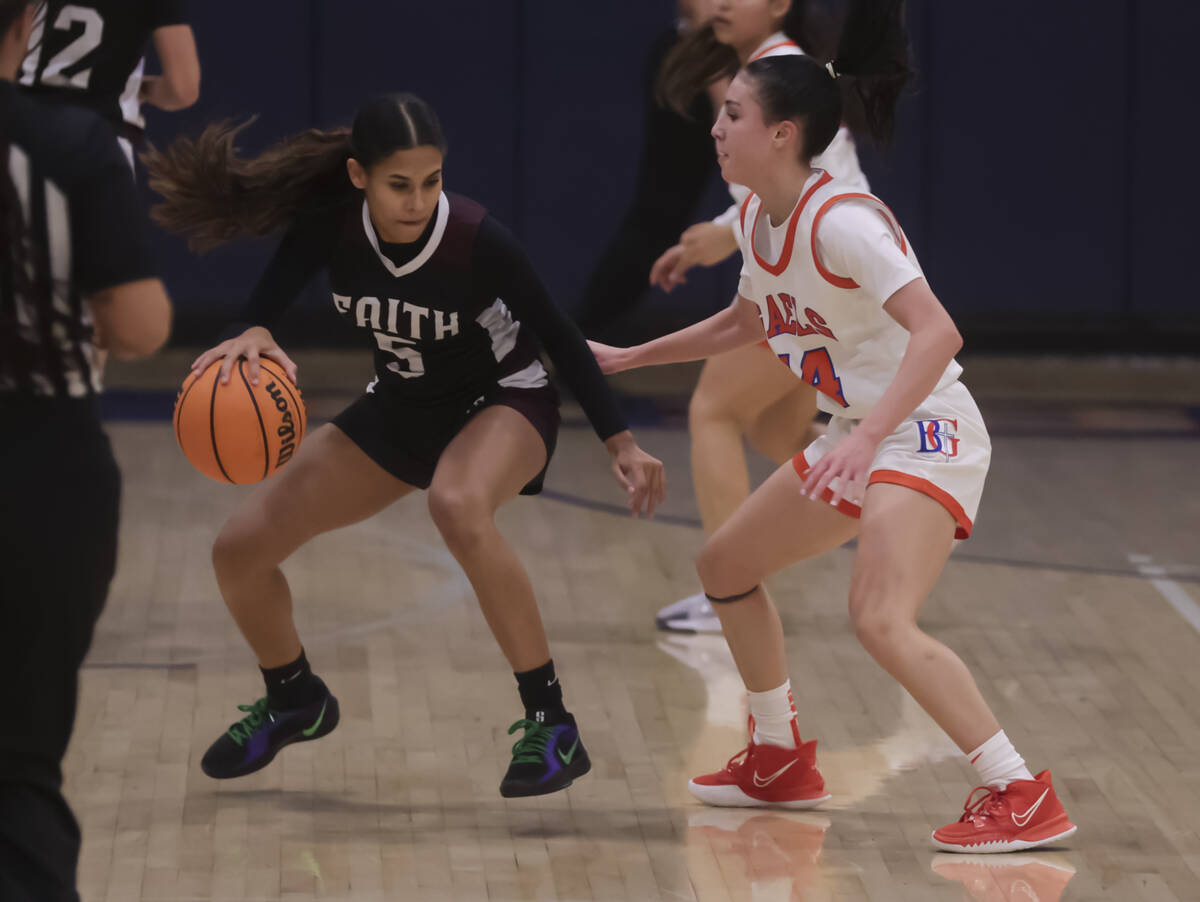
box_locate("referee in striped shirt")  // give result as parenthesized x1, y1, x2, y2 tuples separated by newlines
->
(1, 3, 171, 899)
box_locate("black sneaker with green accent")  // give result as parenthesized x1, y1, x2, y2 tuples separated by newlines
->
(499, 712, 591, 797)
(200, 685, 339, 779)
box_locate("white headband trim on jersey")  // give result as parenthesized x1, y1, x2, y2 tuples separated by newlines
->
(825, 61, 839, 79)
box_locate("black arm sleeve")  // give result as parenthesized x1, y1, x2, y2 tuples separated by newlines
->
(474, 217, 629, 441)
(71, 120, 156, 295)
(149, 0, 188, 28)
(227, 204, 341, 338)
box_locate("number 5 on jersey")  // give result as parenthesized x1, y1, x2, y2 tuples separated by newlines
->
(374, 332, 424, 379)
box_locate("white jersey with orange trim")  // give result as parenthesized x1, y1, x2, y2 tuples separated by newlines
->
(713, 33, 866, 229)
(735, 169, 961, 419)
(735, 169, 989, 538)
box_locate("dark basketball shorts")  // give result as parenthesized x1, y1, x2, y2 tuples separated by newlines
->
(332, 381, 560, 495)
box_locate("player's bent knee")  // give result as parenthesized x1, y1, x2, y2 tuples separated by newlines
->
(427, 487, 490, 550)
(212, 500, 304, 574)
(850, 599, 908, 654)
(688, 388, 749, 432)
(212, 519, 261, 574)
(696, 539, 759, 601)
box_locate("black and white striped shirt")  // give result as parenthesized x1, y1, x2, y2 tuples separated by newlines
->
(1, 79, 154, 399)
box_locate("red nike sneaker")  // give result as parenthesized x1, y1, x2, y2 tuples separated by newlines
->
(689, 738, 831, 809)
(931, 852, 1077, 902)
(932, 770, 1077, 853)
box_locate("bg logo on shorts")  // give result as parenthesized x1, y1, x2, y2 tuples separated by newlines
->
(915, 418, 959, 458)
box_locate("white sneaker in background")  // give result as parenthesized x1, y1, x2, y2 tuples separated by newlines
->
(655, 591, 723, 633)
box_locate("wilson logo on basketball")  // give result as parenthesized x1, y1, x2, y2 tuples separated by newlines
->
(265, 380, 298, 467)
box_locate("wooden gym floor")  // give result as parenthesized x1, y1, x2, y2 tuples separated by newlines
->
(66, 352, 1200, 901)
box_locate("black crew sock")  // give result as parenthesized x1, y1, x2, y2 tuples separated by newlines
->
(261, 648, 325, 710)
(514, 659, 568, 723)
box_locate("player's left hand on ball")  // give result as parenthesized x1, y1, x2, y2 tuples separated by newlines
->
(801, 426, 878, 508)
(604, 431, 666, 518)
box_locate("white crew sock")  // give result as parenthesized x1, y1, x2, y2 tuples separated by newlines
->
(748, 681, 799, 749)
(967, 729, 1033, 789)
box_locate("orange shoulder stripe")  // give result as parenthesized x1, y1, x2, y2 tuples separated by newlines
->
(809, 192, 907, 289)
(749, 40, 800, 62)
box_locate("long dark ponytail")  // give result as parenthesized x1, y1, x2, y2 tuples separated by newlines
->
(146, 93, 447, 252)
(657, 1, 832, 117)
(745, 0, 911, 160)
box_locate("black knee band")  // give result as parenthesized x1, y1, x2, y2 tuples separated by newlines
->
(704, 585, 760, 604)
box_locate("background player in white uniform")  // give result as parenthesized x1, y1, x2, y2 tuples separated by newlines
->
(646, 0, 869, 633)
(591, 0, 1078, 854)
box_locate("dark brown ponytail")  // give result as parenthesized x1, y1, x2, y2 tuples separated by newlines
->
(656, 24, 739, 117)
(144, 120, 353, 252)
(828, 0, 910, 144)
(744, 0, 912, 161)
(146, 93, 448, 252)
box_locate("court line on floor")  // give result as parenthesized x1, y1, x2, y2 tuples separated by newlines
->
(539, 488, 1200, 585)
(1128, 553, 1200, 634)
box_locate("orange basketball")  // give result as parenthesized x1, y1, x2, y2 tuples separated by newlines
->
(173, 358, 307, 484)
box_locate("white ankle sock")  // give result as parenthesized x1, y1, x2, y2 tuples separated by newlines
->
(967, 730, 1033, 788)
(749, 681, 798, 749)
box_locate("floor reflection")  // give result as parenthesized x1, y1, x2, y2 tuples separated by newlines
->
(930, 853, 1076, 902)
(690, 809, 829, 901)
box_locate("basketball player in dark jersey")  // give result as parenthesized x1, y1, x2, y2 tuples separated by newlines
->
(146, 94, 666, 798)
(572, 0, 717, 337)
(2, 3, 173, 898)
(19, 0, 199, 165)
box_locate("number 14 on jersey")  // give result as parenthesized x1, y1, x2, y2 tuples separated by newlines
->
(775, 347, 849, 408)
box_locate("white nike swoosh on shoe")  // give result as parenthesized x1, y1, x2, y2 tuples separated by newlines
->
(1011, 788, 1050, 827)
(752, 759, 798, 788)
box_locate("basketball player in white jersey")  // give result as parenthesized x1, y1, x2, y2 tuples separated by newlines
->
(649, 0, 868, 633)
(591, 0, 1077, 854)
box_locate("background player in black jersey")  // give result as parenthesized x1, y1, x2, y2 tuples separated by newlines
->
(145, 94, 666, 798)
(1, 3, 173, 898)
(19, 0, 199, 167)
(571, 0, 717, 339)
